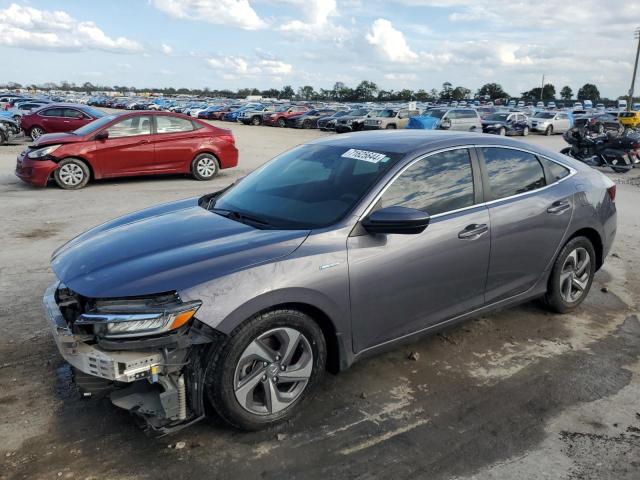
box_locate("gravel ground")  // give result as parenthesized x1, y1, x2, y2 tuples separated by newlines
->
(0, 122, 639, 480)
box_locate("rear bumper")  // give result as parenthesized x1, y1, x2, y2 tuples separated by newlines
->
(15, 155, 57, 187)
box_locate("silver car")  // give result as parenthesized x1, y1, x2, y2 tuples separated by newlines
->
(531, 111, 571, 135)
(44, 131, 617, 432)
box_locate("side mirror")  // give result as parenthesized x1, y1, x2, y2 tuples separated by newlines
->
(95, 130, 109, 141)
(362, 206, 430, 235)
(440, 118, 452, 129)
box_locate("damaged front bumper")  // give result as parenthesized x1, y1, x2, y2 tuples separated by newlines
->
(43, 282, 220, 435)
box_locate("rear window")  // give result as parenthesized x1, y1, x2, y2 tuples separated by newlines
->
(538, 157, 570, 182)
(156, 115, 194, 133)
(40, 108, 63, 117)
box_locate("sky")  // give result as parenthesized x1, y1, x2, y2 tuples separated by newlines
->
(1, 0, 639, 98)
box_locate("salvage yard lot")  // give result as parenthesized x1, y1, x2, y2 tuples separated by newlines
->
(1, 122, 640, 479)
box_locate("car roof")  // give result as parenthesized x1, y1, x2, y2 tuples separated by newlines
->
(306, 130, 538, 155)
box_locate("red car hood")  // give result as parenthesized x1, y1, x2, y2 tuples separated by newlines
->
(33, 132, 87, 147)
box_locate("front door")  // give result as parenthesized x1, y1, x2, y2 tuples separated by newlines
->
(478, 147, 574, 303)
(348, 148, 490, 352)
(90, 115, 154, 177)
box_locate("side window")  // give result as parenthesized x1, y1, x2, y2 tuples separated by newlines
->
(107, 115, 152, 138)
(156, 115, 194, 133)
(63, 108, 85, 119)
(380, 149, 475, 216)
(446, 110, 458, 119)
(538, 156, 570, 182)
(40, 108, 63, 117)
(463, 110, 477, 119)
(481, 147, 546, 200)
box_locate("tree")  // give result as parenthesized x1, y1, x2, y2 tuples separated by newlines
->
(279, 85, 295, 100)
(521, 83, 556, 100)
(560, 86, 573, 100)
(451, 86, 471, 101)
(577, 83, 600, 101)
(354, 80, 378, 101)
(439, 81, 453, 101)
(477, 83, 508, 100)
(297, 85, 316, 100)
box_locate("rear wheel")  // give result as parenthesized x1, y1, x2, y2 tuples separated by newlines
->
(277, 117, 286, 128)
(54, 158, 90, 190)
(385, 124, 396, 129)
(30, 126, 44, 140)
(522, 126, 529, 136)
(543, 236, 595, 313)
(545, 125, 553, 136)
(191, 153, 219, 180)
(206, 309, 326, 430)
(251, 116, 261, 126)
(499, 127, 506, 136)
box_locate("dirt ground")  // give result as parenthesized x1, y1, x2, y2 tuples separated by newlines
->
(0, 122, 639, 480)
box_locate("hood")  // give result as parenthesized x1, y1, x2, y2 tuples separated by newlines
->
(51, 197, 309, 298)
(34, 132, 86, 147)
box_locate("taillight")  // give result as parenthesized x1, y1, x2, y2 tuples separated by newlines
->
(218, 133, 235, 145)
(607, 184, 616, 202)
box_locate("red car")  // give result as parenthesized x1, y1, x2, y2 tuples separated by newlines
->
(263, 105, 311, 127)
(15, 111, 238, 189)
(20, 104, 106, 140)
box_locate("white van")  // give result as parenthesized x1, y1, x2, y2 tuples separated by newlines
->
(583, 100, 593, 109)
(573, 102, 583, 110)
(618, 99, 628, 110)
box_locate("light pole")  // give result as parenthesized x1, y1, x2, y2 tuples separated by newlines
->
(540, 74, 545, 101)
(628, 27, 640, 111)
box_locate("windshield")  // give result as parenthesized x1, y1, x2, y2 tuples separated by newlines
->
(378, 110, 397, 118)
(424, 109, 446, 118)
(212, 144, 402, 229)
(485, 113, 509, 121)
(332, 111, 349, 118)
(533, 112, 555, 119)
(349, 109, 369, 116)
(73, 114, 118, 135)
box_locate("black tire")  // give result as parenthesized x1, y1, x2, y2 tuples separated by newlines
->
(191, 153, 219, 180)
(0, 130, 6, 146)
(499, 127, 506, 136)
(277, 117, 286, 128)
(54, 158, 90, 190)
(302, 120, 312, 129)
(251, 116, 261, 126)
(543, 236, 596, 313)
(30, 126, 45, 140)
(385, 124, 396, 129)
(545, 125, 553, 136)
(522, 126, 529, 136)
(560, 147, 572, 156)
(205, 309, 326, 430)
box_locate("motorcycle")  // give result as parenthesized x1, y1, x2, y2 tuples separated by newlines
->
(560, 128, 640, 173)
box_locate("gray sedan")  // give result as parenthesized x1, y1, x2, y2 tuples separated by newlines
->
(44, 131, 617, 432)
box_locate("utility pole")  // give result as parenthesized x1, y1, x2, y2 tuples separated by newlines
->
(628, 28, 640, 111)
(540, 74, 545, 101)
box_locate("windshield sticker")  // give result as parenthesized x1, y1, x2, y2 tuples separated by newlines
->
(341, 148, 389, 163)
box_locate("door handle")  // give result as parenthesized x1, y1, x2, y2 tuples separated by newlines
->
(138, 139, 150, 144)
(547, 200, 571, 214)
(458, 223, 488, 240)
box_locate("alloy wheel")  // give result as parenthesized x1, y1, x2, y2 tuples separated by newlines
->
(559, 247, 591, 303)
(58, 163, 85, 187)
(196, 156, 216, 178)
(30, 127, 44, 140)
(233, 327, 313, 415)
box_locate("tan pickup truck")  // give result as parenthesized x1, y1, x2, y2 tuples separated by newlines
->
(363, 108, 420, 130)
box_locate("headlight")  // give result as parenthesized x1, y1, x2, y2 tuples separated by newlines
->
(27, 145, 61, 159)
(76, 296, 202, 339)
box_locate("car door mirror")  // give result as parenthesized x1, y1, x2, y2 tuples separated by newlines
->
(95, 130, 109, 141)
(362, 206, 430, 235)
(440, 118, 452, 129)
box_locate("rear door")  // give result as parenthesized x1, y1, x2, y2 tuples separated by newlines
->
(153, 115, 199, 172)
(37, 107, 65, 133)
(348, 147, 490, 352)
(478, 147, 574, 303)
(89, 115, 154, 177)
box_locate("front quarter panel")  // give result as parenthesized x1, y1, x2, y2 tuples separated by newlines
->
(179, 226, 351, 340)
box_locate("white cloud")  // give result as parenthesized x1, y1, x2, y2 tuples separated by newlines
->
(0, 3, 142, 53)
(161, 43, 172, 55)
(150, 0, 265, 30)
(365, 19, 418, 63)
(206, 55, 292, 77)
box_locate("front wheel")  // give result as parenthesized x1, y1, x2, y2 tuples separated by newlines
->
(543, 236, 595, 313)
(30, 126, 44, 140)
(206, 309, 326, 430)
(54, 158, 90, 189)
(191, 153, 219, 180)
(545, 125, 553, 136)
(499, 127, 506, 136)
(251, 116, 261, 126)
(277, 117, 286, 128)
(522, 126, 529, 136)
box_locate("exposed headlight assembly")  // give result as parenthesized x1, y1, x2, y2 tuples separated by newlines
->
(27, 145, 61, 159)
(76, 295, 202, 339)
